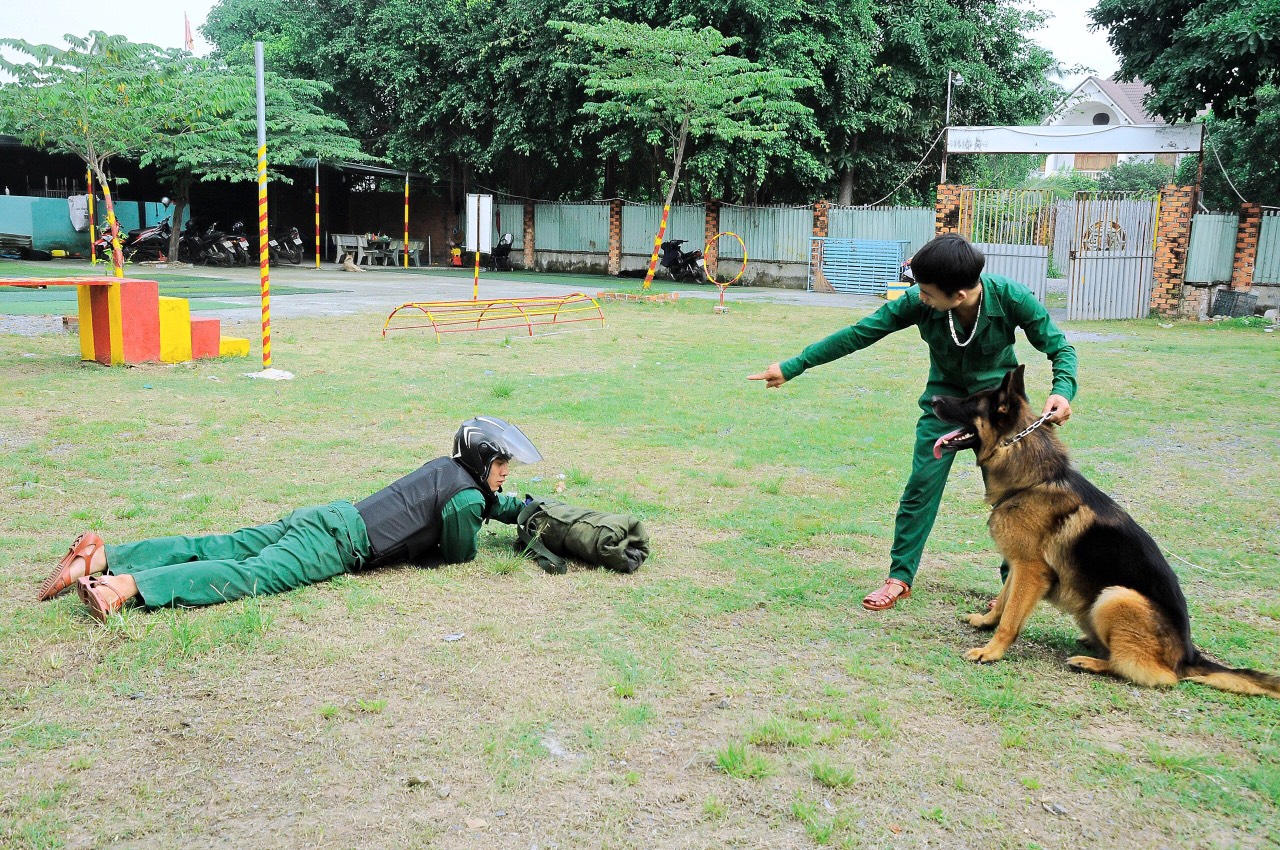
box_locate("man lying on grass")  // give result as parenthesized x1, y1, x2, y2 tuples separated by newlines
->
(38, 416, 540, 621)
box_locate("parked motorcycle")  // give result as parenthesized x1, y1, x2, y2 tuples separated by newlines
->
(268, 226, 305, 265)
(227, 221, 253, 266)
(95, 220, 172, 262)
(178, 220, 236, 267)
(659, 238, 707, 282)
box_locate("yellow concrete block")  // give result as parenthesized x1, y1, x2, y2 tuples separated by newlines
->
(219, 337, 251, 357)
(158, 296, 192, 363)
(884, 282, 910, 301)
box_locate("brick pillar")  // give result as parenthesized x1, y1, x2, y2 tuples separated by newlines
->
(522, 199, 535, 270)
(935, 184, 966, 236)
(704, 199, 721, 271)
(1150, 184, 1195, 318)
(1230, 202, 1262, 291)
(813, 199, 830, 238)
(607, 198, 623, 276)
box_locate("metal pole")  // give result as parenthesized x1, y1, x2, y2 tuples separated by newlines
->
(255, 42, 272, 369)
(403, 173, 410, 268)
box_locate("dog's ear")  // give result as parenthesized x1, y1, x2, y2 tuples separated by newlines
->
(995, 366, 1026, 413)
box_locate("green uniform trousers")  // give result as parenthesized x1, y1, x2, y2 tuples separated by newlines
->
(104, 501, 373, 609)
(888, 386, 971, 588)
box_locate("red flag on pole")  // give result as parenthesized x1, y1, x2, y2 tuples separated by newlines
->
(184, 13, 194, 51)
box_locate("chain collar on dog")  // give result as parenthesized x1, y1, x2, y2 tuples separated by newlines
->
(1000, 412, 1054, 447)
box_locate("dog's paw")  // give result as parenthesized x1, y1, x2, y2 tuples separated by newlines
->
(1066, 655, 1107, 674)
(965, 612, 998, 629)
(964, 645, 1005, 663)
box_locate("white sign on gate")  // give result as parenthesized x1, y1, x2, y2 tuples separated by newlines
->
(947, 125, 1203, 155)
(465, 194, 493, 254)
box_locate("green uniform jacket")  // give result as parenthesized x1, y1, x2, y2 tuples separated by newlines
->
(780, 274, 1078, 402)
(440, 490, 523, 563)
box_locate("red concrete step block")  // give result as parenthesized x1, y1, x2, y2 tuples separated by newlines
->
(190, 317, 221, 359)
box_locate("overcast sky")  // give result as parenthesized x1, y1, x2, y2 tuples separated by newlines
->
(4, 0, 1118, 91)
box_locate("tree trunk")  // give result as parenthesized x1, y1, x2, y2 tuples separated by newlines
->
(642, 116, 690, 290)
(168, 180, 191, 262)
(93, 163, 126, 277)
(839, 168, 855, 206)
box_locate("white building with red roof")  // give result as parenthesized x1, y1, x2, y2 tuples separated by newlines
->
(1041, 76, 1184, 175)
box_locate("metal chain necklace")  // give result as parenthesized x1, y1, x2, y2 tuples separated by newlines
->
(1000, 412, 1054, 447)
(948, 298, 982, 347)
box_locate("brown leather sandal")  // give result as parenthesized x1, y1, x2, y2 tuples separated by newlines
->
(862, 578, 911, 611)
(76, 576, 126, 622)
(37, 532, 104, 601)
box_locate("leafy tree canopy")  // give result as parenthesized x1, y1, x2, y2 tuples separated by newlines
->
(1096, 159, 1175, 193)
(201, 0, 1064, 205)
(1091, 0, 1280, 123)
(1175, 86, 1280, 208)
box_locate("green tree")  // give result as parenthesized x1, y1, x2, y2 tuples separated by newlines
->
(140, 70, 374, 259)
(0, 32, 249, 275)
(200, 0, 1063, 206)
(1174, 87, 1280, 208)
(1096, 160, 1175, 193)
(1091, 0, 1280, 123)
(551, 18, 815, 286)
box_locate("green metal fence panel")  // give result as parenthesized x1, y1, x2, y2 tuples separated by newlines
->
(1256, 211, 1280, 284)
(620, 204, 704, 254)
(1184, 213, 1238, 283)
(533, 203, 609, 252)
(495, 203, 524, 249)
(718, 205, 811, 262)
(827, 206, 935, 255)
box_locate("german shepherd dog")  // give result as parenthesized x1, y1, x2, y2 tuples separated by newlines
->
(931, 365, 1280, 696)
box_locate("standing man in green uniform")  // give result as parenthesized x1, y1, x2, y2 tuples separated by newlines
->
(749, 234, 1078, 610)
(37, 417, 542, 621)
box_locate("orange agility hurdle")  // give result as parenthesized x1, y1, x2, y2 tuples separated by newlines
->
(381, 293, 605, 343)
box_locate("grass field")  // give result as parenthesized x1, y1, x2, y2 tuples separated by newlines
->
(1, 298, 1277, 849)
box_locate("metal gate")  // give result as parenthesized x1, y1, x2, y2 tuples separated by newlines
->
(959, 188, 1053, 302)
(1066, 191, 1160, 320)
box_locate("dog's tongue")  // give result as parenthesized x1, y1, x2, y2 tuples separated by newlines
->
(933, 428, 968, 460)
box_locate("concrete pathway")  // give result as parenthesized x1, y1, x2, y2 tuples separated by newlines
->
(159, 263, 890, 321)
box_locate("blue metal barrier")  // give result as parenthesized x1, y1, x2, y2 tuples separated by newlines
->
(808, 238, 909, 295)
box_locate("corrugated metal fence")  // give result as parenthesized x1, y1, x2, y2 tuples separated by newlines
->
(533, 202, 610, 252)
(620, 204, 704, 254)
(496, 203, 523, 249)
(479, 200, 939, 265)
(827, 206, 934, 255)
(1184, 213, 1238, 283)
(719, 204, 812, 262)
(1256, 210, 1280, 284)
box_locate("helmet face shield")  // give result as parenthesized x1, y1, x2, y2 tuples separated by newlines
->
(453, 417, 542, 489)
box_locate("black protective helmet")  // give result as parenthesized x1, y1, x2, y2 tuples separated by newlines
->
(452, 416, 542, 492)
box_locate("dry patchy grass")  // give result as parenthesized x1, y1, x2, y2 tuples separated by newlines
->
(2, 301, 1278, 849)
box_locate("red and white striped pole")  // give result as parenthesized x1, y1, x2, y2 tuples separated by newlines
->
(254, 42, 272, 369)
(642, 203, 670, 291)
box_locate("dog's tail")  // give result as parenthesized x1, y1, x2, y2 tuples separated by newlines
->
(1181, 652, 1280, 698)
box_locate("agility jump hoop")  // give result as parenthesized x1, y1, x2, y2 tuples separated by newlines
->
(382, 292, 604, 343)
(704, 231, 747, 312)
(704, 231, 748, 287)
